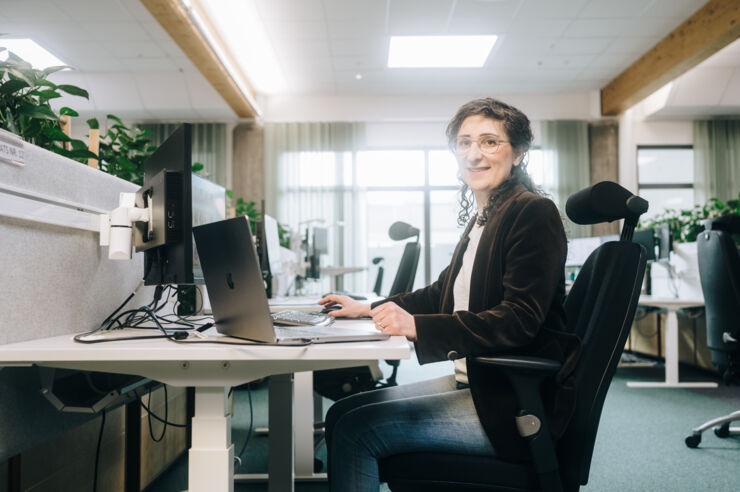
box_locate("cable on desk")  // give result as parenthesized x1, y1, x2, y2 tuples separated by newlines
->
(93, 409, 106, 492)
(236, 383, 254, 469)
(146, 386, 168, 442)
(134, 388, 187, 429)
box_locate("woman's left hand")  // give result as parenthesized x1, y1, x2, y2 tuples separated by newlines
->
(369, 302, 417, 341)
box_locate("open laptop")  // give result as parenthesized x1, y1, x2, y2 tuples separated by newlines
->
(193, 216, 389, 344)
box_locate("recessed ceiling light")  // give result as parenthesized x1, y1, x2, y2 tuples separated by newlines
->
(388, 35, 497, 68)
(355, 73, 363, 80)
(0, 39, 67, 69)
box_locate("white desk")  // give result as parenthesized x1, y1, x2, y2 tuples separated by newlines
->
(628, 296, 716, 389)
(0, 321, 410, 492)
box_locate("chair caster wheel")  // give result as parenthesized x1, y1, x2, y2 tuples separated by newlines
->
(685, 434, 701, 448)
(714, 423, 731, 438)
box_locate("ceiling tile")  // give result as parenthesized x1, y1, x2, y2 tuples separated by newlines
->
(388, 0, 453, 35)
(99, 41, 166, 59)
(331, 37, 387, 56)
(328, 19, 387, 39)
(2, 1, 72, 21)
(85, 73, 145, 111)
(120, 57, 177, 72)
(256, 0, 325, 22)
(640, 0, 707, 19)
(578, 0, 650, 18)
(551, 37, 612, 55)
(81, 22, 151, 42)
(141, 20, 173, 42)
(447, 0, 519, 33)
(515, 0, 590, 19)
(264, 20, 329, 42)
(492, 36, 558, 58)
(506, 17, 572, 37)
(50, 0, 132, 21)
(118, 0, 158, 22)
(133, 73, 190, 110)
(588, 52, 640, 69)
(333, 55, 386, 71)
(564, 18, 634, 37)
(719, 69, 740, 105)
(322, 0, 387, 21)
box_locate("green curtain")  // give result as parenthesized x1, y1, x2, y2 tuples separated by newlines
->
(693, 120, 740, 204)
(138, 123, 229, 187)
(540, 120, 591, 238)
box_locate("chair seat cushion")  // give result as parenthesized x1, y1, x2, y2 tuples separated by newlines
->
(379, 452, 540, 491)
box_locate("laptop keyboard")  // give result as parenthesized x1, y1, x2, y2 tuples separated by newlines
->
(271, 310, 332, 326)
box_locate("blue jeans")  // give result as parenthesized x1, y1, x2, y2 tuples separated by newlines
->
(325, 375, 496, 491)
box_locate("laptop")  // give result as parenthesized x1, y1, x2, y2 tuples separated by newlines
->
(193, 216, 389, 344)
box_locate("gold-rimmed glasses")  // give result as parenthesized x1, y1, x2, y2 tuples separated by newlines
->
(454, 136, 509, 156)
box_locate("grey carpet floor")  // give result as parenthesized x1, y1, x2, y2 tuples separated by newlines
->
(147, 358, 740, 491)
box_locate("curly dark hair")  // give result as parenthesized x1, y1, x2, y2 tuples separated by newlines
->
(446, 98, 543, 226)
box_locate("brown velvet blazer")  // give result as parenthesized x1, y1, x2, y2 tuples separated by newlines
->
(375, 184, 581, 460)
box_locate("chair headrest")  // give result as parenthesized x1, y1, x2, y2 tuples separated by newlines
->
(703, 214, 740, 234)
(566, 181, 648, 225)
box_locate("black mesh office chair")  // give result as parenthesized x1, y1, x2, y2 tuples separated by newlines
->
(685, 215, 740, 448)
(378, 181, 648, 492)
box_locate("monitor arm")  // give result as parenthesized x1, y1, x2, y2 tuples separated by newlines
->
(99, 192, 151, 260)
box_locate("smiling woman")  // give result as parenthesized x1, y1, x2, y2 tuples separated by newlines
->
(319, 99, 577, 492)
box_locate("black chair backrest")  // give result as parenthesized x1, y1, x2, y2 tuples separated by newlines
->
(697, 229, 740, 375)
(558, 241, 646, 489)
(558, 181, 648, 490)
(389, 242, 421, 296)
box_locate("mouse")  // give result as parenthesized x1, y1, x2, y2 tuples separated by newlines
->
(320, 304, 342, 314)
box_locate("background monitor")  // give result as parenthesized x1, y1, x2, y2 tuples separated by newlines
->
(263, 214, 283, 275)
(192, 174, 226, 283)
(565, 237, 601, 267)
(656, 223, 672, 261)
(313, 227, 329, 255)
(632, 228, 657, 262)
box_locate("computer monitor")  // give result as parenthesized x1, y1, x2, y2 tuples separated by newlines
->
(565, 237, 601, 267)
(632, 228, 656, 262)
(656, 223, 672, 262)
(313, 227, 329, 255)
(263, 214, 283, 275)
(134, 124, 224, 286)
(192, 174, 226, 283)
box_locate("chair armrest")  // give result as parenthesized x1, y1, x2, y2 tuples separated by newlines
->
(471, 355, 564, 492)
(473, 355, 561, 375)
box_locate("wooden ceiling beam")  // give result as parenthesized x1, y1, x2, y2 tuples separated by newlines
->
(141, 0, 260, 118)
(600, 0, 740, 116)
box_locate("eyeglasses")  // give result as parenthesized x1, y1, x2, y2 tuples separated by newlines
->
(454, 136, 509, 155)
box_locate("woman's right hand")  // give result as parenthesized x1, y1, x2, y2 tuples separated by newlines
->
(318, 294, 371, 318)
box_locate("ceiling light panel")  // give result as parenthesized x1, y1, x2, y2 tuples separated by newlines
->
(388, 35, 497, 68)
(0, 38, 66, 68)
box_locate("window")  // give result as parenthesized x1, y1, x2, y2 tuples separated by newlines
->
(280, 146, 547, 295)
(637, 146, 695, 222)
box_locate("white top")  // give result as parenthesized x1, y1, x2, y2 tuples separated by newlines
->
(452, 221, 485, 384)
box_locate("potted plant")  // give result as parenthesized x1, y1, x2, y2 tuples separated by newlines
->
(0, 46, 96, 162)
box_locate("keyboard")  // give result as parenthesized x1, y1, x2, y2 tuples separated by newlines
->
(271, 310, 332, 326)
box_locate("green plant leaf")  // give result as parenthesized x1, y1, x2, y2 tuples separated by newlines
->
(17, 103, 58, 121)
(59, 106, 79, 117)
(42, 65, 71, 77)
(56, 84, 89, 99)
(42, 126, 71, 142)
(192, 162, 204, 173)
(226, 189, 234, 199)
(30, 89, 61, 99)
(0, 79, 29, 95)
(106, 114, 124, 125)
(87, 118, 100, 130)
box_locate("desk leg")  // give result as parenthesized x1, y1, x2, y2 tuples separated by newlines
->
(269, 373, 295, 492)
(188, 387, 234, 492)
(294, 371, 314, 476)
(627, 309, 717, 389)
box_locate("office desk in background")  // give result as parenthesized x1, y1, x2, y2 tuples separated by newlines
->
(628, 295, 716, 389)
(0, 321, 410, 492)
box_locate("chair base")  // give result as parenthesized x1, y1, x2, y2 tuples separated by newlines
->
(685, 410, 740, 448)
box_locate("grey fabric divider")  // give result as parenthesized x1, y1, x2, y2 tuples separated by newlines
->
(0, 135, 158, 460)
(0, 134, 155, 345)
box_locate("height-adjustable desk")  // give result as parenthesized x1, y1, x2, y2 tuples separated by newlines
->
(629, 295, 715, 388)
(0, 322, 410, 492)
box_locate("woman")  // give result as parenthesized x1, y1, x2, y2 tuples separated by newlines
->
(319, 98, 580, 491)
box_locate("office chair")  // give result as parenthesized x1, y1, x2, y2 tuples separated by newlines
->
(372, 257, 384, 296)
(685, 214, 740, 448)
(378, 181, 648, 492)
